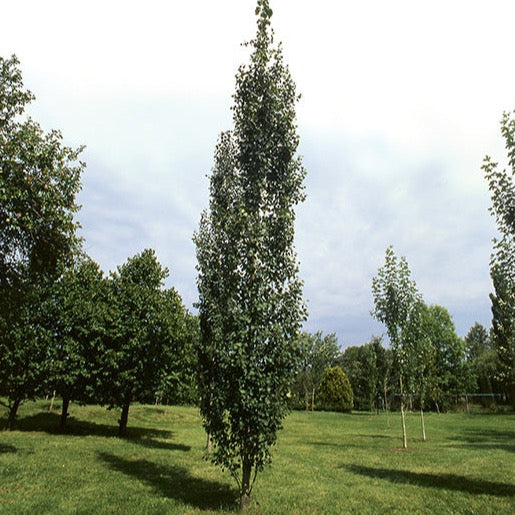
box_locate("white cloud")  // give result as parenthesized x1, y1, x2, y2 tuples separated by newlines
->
(1, 0, 513, 345)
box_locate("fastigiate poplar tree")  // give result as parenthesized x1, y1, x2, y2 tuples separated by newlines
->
(194, 0, 306, 509)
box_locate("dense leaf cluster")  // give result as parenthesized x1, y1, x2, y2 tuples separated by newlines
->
(0, 54, 84, 429)
(482, 111, 515, 406)
(194, 0, 305, 506)
(317, 366, 353, 412)
(290, 331, 340, 410)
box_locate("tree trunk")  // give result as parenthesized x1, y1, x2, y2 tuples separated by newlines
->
(6, 398, 21, 430)
(399, 376, 407, 449)
(59, 395, 70, 431)
(48, 390, 56, 412)
(311, 388, 315, 412)
(384, 384, 389, 426)
(400, 401, 408, 449)
(240, 458, 252, 511)
(206, 432, 213, 453)
(420, 407, 426, 441)
(118, 401, 130, 437)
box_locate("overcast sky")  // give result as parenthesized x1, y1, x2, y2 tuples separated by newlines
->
(2, 0, 515, 347)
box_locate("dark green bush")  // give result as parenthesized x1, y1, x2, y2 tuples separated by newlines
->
(317, 366, 354, 412)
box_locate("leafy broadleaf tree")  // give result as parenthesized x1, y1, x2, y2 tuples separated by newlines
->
(100, 249, 183, 437)
(372, 246, 422, 449)
(465, 323, 498, 406)
(338, 337, 390, 412)
(482, 110, 515, 405)
(194, 0, 306, 509)
(154, 293, 198, 407)
(0, 55, 84, 429)
(421, 305, 473, 412)
(42, 255, 107, 430)
(293, 331, 340, 411)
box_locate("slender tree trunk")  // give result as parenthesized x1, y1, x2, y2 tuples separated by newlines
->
(240, 457, 252, 511)
(6, 398, 21, 430)
(118, 401, 130, 437)
(384, 384, 389, 427)
(206, 432, 212, 453)
(59, 395, 70, 431)
(311, 388, 315, 412)
(399, 377, 407, 449)
(420, 407, 426, 441)
(48, 390, 56, 412)
(400, 402, 408, 449)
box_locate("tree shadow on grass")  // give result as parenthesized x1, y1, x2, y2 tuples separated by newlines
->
(309, 433, 394, 449)
(131, 437, 191, 452)
(0, 443, 17, 453)
(449, 429, 515, 453)
(98, 451, 237, 511)
(343, 464, 515, 497)
(13, 412, 173, 440)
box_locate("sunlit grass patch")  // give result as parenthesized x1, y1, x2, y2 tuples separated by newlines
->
(0, 402, 514, 513)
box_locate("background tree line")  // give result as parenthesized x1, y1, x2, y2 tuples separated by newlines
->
(289, 315, 506, 415)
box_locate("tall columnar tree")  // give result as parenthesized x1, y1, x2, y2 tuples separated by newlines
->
(482, 110, 515, 405)
(372, 246, 422, 449)
(194, 0, 306, 509)
(0, 55, 84, 429)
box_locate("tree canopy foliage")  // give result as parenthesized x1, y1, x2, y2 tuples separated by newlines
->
(0, 54, 84, 428)
(292, 331, 340, 410)
(482, 110, 515, 405)
(317, 366, 353, 412)
(194, 0, 306, 508)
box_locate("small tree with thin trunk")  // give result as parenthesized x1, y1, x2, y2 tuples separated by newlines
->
(194, 0, 306, 509)
(372, 246, 421, 449)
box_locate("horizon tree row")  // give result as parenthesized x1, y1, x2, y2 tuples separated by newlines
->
(289, 317, 502, 418)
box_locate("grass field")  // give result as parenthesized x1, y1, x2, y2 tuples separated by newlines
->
(0, 401, 514, 513)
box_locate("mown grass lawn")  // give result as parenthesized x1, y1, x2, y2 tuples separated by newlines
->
(0, 401, 514, 513)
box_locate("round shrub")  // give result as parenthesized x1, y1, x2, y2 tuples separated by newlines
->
(317, 366, 354, 412)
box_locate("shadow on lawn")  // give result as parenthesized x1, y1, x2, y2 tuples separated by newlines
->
(309, 434, 394, 449)
(0, 443, 17, 453)
(449, 429, 515, 453)
(12, 412, 175, 441)
(344, 464, 515, 497)
(99, 451, 237, 511)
